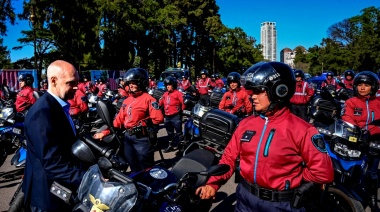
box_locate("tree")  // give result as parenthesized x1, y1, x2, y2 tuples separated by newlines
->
(0, 0, 15, 68)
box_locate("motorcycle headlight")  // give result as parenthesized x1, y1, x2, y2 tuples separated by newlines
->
(192, 104, 201, 118)
(333, 142, 361, 158)
(192, 104, 209, 119)
(89, 95, 98, 103)
(0, 107, 14, 120)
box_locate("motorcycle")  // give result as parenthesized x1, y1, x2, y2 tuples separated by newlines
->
(308, 85, 342, 128)
(0, 99, 25, 167)
(51, 100, 230, 212)
(312, 119, 380, 211)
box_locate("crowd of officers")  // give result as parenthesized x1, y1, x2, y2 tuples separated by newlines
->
(4, 63, 380, 211)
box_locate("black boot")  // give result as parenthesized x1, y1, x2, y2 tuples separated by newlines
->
(163, 141, 175, 153)
(367, 177, 380, 212)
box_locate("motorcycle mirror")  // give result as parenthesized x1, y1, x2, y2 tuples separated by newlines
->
(71, 140, 97, 164)
(96, 100, 113, 129)
(199, 164, 230, 176)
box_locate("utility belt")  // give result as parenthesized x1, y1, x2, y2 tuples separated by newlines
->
(126, 126, 148, 137)
(241, 178, 294, 202)
(241, 178, 315, 208)
(165, 113, 180, 118)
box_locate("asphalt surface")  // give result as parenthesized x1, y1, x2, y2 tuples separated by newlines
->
(0, 124, 237, 212)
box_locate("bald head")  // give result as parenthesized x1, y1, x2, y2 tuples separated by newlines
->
(47, 60, 79, 100)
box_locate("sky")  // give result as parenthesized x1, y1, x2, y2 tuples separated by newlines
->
(2, 0, 380, 62)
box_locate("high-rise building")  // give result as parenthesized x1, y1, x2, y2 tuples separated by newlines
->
(280, 48, 295, 68)
(260, 22, 277, 61)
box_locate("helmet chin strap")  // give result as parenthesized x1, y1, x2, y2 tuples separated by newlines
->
(129, 89, 143, 97)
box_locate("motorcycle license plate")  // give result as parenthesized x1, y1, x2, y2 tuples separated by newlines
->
(88, 103, 93, 107)
(12, 128, 22, 134)
(182, 110, 191, 115)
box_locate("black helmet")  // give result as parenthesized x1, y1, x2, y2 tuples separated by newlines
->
(200, 69, 208, 76)
(327, 71, 334, 77)
(344, 70, 355, 78)
(294, 70, 304, 79)
(210, 74, 215, 78)
(123, 68, 149, 89)
(164, 76, 178, 89)
(18, 74, 34, 86)
(215, 73, 220, 78)
(353, 71, 379, 96)
(241, 61, 295, 104)
(42, 79, 47, 84)
(227, 72, 241, 86)
(182, 75, 188, 79)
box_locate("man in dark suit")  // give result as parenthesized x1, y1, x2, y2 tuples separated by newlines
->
(23, 60, 86, 211)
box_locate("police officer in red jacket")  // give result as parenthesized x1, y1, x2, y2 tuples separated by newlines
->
(341, 71, 380, 211)
(96, 78, 107, 97)
(40, 79, 48, 91)
(321, 71, 337, 88)
(148, 76, 157, 89)
(94, 68, 164, 172)
(337, 70, 355, 90)
(15, 74, 37, 113)
(68, 88, 88, 119)
(219, 72, 252, 117)
(290, 70, 314, 122)
(214, 73, 225, 90)
(180, 76, 191, 91)
(159, 76, 186, 152)
(196, 69, 212, 106)
(196, 62, 334, 211)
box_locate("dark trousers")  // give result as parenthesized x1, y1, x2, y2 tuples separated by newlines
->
(290, 104, 309, 122)
(235, 183, 305, 212)
(123, 133, 154, 172)
(164, 114, 183, 143)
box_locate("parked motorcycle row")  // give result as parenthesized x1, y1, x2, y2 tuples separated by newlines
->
(4, 80, 380, 212)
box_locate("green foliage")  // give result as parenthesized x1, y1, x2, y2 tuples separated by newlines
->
(295, 6, 380, 74)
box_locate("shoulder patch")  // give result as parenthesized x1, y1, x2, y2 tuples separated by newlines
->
(311, 134, 327, 153)
(151, 102, 160, 110)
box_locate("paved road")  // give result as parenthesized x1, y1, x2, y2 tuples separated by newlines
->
(0, 125, 237, 212)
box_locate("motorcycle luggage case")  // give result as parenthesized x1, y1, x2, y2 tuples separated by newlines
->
(199, 109, 239, 148)
(209, 91, 224, 108)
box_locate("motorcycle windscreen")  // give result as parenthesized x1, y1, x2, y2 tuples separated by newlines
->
(77, 165, 139, 212)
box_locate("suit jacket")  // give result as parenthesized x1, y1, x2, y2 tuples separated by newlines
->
(23, 92, 86, 210)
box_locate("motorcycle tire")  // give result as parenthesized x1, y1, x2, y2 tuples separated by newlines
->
(8, 182, 26, 212)
(319, 187, 364, 212)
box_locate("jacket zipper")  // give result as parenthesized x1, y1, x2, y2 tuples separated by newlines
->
(254, 116, 269, 183)
(365, 99, 370, 130)
(263, 129, 276, 157)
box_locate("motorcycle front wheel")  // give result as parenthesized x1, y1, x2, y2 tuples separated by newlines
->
(320, 187, 364, 212)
